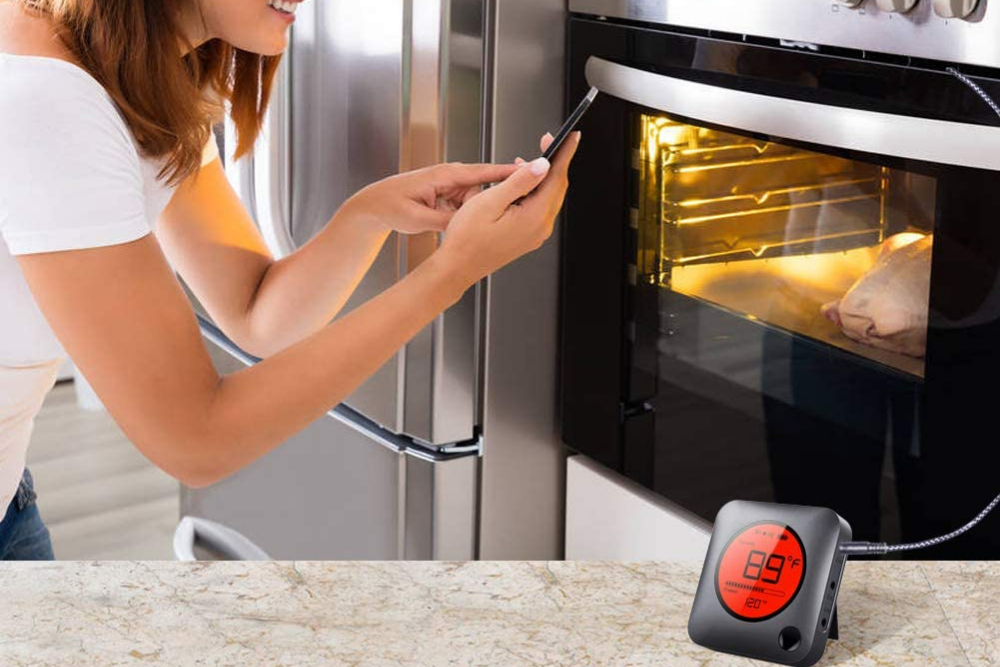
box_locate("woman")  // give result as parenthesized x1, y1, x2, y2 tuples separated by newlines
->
(0, 0, 579, 559)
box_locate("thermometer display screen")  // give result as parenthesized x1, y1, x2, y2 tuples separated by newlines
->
(715, 522, 807, 622)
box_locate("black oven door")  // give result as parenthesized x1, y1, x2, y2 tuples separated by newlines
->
(560, 17, 1000, 558)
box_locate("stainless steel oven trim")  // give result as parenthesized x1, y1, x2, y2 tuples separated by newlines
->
(586, 56, 1000, 171)
(570, 0, 1000, 71)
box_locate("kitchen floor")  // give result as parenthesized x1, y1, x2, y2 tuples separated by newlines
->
(25, 381, 179, 560)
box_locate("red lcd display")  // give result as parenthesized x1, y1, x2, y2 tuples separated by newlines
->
(715, 522, 807, 622)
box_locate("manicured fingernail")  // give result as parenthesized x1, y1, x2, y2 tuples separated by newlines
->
(529, 157, 550, 176)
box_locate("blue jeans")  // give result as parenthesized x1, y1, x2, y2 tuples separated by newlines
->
(0, 469, 55, 560)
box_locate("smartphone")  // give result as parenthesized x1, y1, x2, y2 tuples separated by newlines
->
(542, 86, 599, 160)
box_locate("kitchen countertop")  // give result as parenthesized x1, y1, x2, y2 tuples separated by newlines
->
(0, 561, 996, 666)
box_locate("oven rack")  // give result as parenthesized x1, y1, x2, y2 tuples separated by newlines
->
(670, 227, 885, 266)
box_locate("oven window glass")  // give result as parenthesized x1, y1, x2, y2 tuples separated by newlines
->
(560, 20, 1000, 557)
(637, 114, 936, 378)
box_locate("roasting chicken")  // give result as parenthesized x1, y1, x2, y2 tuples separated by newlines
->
(821, 233, 932, 358)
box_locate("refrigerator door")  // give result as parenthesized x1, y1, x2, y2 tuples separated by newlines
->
(477, 0, 568, 559)
(180, 323, 478, 559)
(229, 0, 484, 447)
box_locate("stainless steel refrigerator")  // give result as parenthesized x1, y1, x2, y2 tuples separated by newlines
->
(180, 0, 568, 560)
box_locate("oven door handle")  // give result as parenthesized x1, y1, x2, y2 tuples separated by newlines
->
(585, 56, 1000, 171)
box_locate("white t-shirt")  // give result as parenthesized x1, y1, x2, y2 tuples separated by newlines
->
(0, 54, 218, 519)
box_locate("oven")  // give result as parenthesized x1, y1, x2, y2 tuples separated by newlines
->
(559, 0, 1000, 558)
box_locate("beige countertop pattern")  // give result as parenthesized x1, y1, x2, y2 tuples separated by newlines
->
(0, 561, 996, 667)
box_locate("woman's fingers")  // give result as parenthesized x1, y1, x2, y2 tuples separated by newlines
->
(434, 162, 519, 189)
(533, 132, 580, 194)
(516, 132, 581, 214)
(513, 134, 556, 167)
(550, 131, 580, 172)
(410, 201, 453, 231)
(540, 132, 554, 152)
(432, 130, 570, 229)
(476, 158, 551, 213)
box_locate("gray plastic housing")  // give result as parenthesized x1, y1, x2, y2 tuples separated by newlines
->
(688, 500, 852, 667)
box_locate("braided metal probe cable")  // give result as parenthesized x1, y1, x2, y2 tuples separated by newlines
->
(947, 66, 1000, 121)
(841, 67, 1000, 558)
(886, 492, 1000, 553)
(840, 493, 1000, 556)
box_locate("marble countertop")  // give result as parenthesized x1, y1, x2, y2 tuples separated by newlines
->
(0, 561, 996, 666)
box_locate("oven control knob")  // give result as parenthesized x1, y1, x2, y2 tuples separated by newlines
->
(834, 0, 865, 7)
(876, 0, 919, 11)
(933, 0, 980, 18)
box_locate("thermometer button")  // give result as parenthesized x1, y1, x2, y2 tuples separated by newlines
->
(778, 627, 802, 652)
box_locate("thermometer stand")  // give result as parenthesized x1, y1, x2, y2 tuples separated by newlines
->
(828, 607, 839, 641)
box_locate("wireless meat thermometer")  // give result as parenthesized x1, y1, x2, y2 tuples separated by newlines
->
(688, 491, 1000, 666)
(688, 501, 850, 667)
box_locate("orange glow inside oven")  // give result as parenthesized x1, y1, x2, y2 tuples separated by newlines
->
(637, 114, 935, 377)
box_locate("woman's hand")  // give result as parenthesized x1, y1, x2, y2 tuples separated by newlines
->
(337, 162, 521, 235)
(436, 131, 581, 287)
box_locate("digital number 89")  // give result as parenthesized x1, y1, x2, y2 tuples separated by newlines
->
(742, 550, 786, 585)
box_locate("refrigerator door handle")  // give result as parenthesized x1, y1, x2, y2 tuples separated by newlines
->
(585, 56, 1000, 171)
(173, 516, 271, 561)
(197, 314, 480, 460)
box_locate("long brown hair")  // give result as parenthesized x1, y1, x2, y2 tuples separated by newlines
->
(20, 0, 281, 184)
